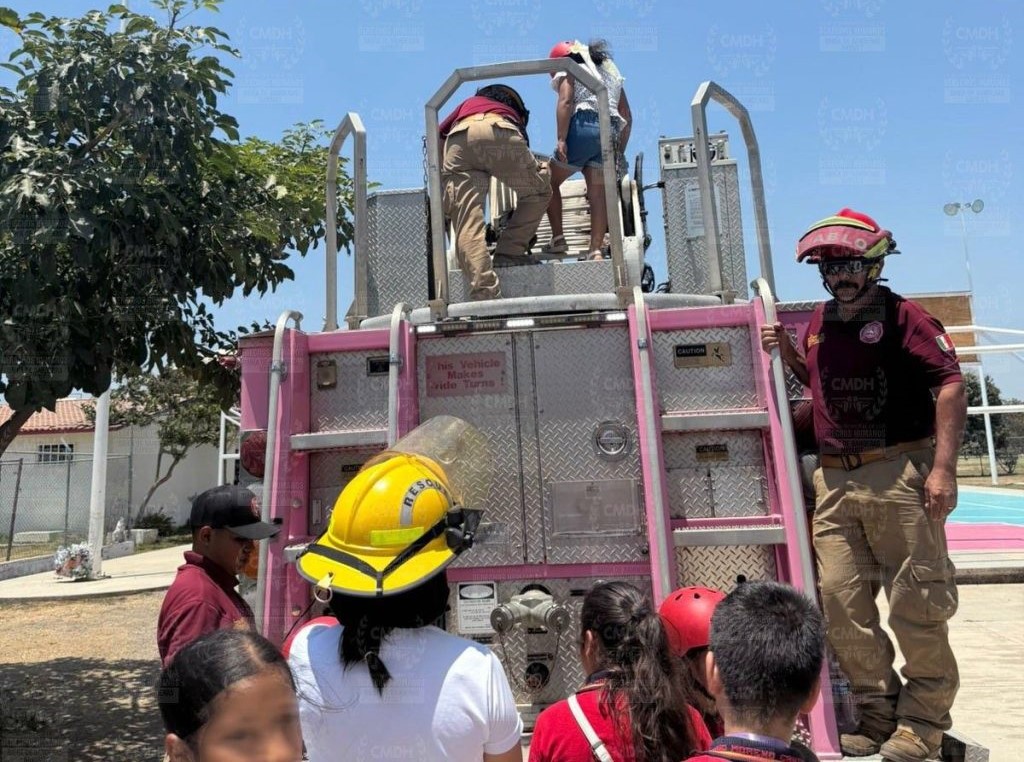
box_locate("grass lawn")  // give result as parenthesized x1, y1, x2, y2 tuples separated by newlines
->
(0, 533, 191, 564)
(957, 454, 1024, 490)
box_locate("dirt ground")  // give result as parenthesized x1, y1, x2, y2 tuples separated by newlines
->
(0, 592, 165, 762)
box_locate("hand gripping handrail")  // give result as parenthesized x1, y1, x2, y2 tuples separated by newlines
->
(256, 309, 303, 631)
(425, 59, 628, 312)
(691, 82, 775, 301)
(324, 113, 367, 331)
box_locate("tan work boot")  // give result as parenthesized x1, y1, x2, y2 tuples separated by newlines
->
(880, 727, 939, 762)
(840, 731, 884, 756)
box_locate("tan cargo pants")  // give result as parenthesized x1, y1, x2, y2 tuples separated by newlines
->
(812, 445, 958, 750)
(442, 113, 551, 300)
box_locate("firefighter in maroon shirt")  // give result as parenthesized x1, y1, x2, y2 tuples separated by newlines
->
(761, 209, 966, 762)
(157, 485, 281, 668)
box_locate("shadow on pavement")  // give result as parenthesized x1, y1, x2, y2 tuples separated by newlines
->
(1, 658, 164, 762)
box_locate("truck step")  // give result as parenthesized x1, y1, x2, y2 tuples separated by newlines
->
(290, 428, 387, 451)
(661, 408, 769, 432)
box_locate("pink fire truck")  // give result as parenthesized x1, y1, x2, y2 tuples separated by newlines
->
(237, 57, 984, 760)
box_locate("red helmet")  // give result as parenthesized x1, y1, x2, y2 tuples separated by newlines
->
(658, 586, 726, 657)
(795, 208, 896, 264)
(549, 40, 574, 59)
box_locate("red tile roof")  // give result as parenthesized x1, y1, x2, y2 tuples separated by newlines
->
(0, 398, 123, 434)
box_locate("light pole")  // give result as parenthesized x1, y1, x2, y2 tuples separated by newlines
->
(943, 199, 997, 484)
(943, 199, 984, 295)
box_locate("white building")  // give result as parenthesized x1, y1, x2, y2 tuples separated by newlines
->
(0, 398, 219, 534)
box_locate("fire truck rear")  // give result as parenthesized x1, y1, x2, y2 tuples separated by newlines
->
(235, 57, 985, 761)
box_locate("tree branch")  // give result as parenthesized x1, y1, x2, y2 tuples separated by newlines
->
(75, 109, 130, 156)
(137, 451, 185, 517)
(0, 408, 35, 460)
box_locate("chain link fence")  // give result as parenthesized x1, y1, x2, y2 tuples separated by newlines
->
(0, 454, 132, 562)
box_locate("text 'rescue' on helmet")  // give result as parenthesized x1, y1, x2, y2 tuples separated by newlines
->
(658, 586, 726, 657)
(795, 208, 898, 265)
(297, 453, 476, 597)
(297, 416, 489, 598)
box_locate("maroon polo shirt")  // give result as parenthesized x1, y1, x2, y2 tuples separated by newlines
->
(804, 286, 962, 455)
(438, 96, 522, 139)
(157, 550, 254, 668)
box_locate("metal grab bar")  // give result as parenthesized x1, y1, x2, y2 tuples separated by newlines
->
(752, 278, 814, 593)
(691, 82, 775, 300)
(752, 277, 842, 758)
(425, 58, 627, 311)
(325, 113, 367, 331)
(387, 302, 410, 446)
(631, 285, 673, 601)
(256, 309, 303, 631)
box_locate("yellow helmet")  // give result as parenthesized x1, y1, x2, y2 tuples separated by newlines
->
(297, 453, 479, 597)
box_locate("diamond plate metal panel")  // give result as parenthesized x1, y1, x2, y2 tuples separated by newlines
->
(515, 337, 546, 567)
(449, 260, 615, 301)
(446, 575, 652, 728)
(533, 328, 647, 564)
(652, 327, 758, 411)
(661, 159, 747, 298)
(780, 325, 808, 399)
(366, 189, 430, 317)
(417, 334, 525, 567)
(309, 351, 389, 432)
(785, 369, 808, 400)
(674, 544, 778, 591)
(663, 432, 768, 518)
(308, 450, 382, 535)
(670, 467, 767, 518)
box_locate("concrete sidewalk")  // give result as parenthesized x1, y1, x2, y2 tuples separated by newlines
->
(0, 544, 189, 601)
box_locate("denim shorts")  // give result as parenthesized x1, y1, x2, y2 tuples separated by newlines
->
(562, 110, 605, 169)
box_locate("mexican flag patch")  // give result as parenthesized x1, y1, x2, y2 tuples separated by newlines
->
(936, 333, 956, 355)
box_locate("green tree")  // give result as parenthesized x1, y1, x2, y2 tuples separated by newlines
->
(997, 398, 1024, 476)
(86, 367, 224, 517)
(962, 373, 1007, 456)
(0, 1, 352, 456)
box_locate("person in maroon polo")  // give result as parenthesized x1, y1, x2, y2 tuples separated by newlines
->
(157, 485, 281, 668)
(761, 209, 966, 762)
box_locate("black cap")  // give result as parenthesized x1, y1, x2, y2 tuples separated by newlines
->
(189, 485, 281, 541)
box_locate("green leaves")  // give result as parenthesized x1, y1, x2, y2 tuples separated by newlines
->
(0, 3, 354, 449)
(0, 7, 20, 33)
(122, 17, 155, 36)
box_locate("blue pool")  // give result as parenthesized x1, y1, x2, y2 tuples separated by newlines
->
(955, 488, 1024, 526)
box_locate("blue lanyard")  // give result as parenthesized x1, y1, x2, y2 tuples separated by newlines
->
(726, 733, 792, 752)
(584, 669, 613, 685)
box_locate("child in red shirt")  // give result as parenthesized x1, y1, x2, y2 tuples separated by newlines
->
(529, 581, 711, 762)
(659, 586, 727, 740)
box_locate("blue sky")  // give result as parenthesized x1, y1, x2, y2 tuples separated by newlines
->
(3, 0, 1023, 395)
